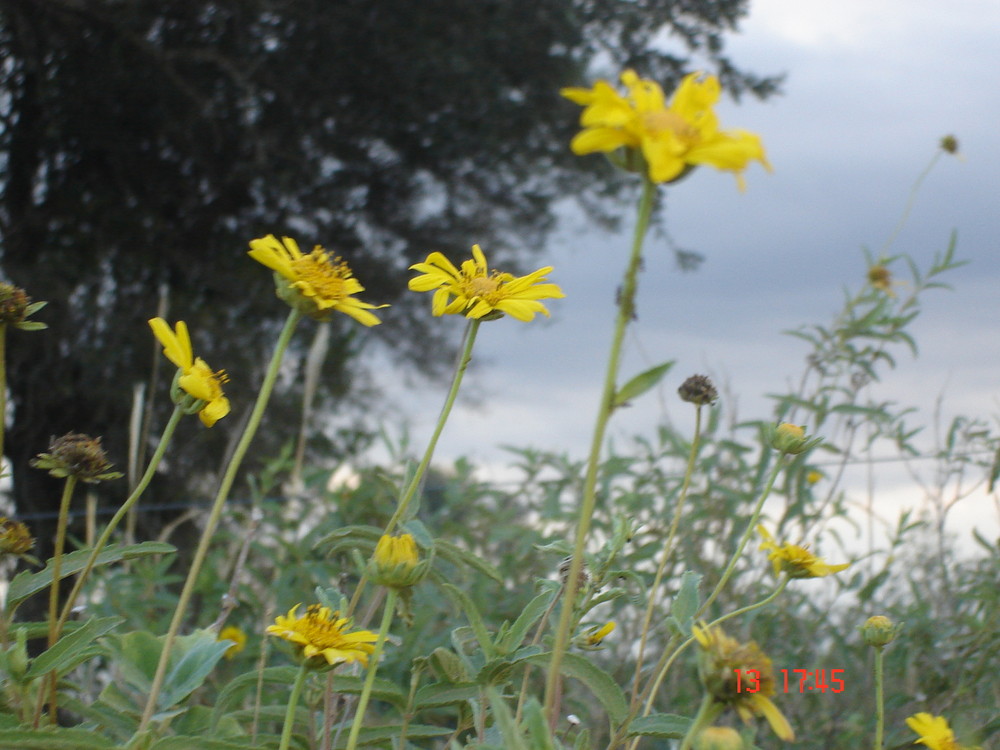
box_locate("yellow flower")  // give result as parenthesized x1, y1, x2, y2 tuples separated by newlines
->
(757, 525, 850, 579)
(266, 604, 378, 668)
(692, 624, 794, 742)
(906, 712, 978, 750)
(248, 235, 385, 325)
(806, 469, 823, 485)
(409, 244, 564, 321)
(218, 625, 247, 660)
(149, 318, 231, 427)
(561, 70, 770, 189)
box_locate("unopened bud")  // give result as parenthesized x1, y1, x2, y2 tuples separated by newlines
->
(862, 615, 901, 648)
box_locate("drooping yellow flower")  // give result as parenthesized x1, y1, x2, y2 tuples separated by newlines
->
(218, 625, 247, 660)
(757, 525, 850, 579)
(266, 604, 378, 668)
(906, 712, 978, 750)
(586, 621, 616, 646)
(561, 70, 770, 189)
(692, 624, 794, 742)
(409, 244, 564, 321)
(149, 318, 231, 427)
(248, 235, 385, 325)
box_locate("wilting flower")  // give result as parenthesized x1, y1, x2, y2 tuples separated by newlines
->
(149, 318, 230, 427)
(906, 712, 979, 750)
(369, 533, 427, 589)
(0, 518, 34, 557)
(0, 283, 46, 330)
(561, 70, 770, 189)
(266, 604, 378, 669)
(249, 235, 385, 325)
(692, 624, 794, 742)
(409, 244, 564, 321)
(757, 526, 850, 579)
(31, 433, 122, 483)
(218, 625, 247, 659)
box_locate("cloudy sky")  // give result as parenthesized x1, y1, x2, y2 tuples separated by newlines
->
(371, 0, 1000, 545)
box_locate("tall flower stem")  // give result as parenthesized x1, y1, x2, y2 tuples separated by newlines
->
(0, 323, 7, 470)
(138, 308, 302, 732)
(695, 454, 784, 619)
(544, 177, 657, 723)
(345, 589, 398, 750)
(36, 475, 77, 724)
(629, 403, 704, 707)
(56, 406, 184, 637)
(873, 646, 886, 750)
(278, 663, 310, 750)
(348, 320, 479, 616)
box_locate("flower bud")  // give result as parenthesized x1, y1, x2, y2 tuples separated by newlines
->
(368, 533, 429, 589)
(696, 727, 744, 750)
(939, 135, 959, 154)
(575, 621, 615, 650)
(0, 283, 46, 330)
(862, 615, 901, 648)
(678, 374, 718, 406)
(768, 422, 819, 455)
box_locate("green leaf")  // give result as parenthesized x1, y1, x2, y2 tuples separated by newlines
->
(525, 653, 628, 726)
(626, 713, 692, 739)
(313, 524, 382, 555)
(334, 724, 452, 747)
(158, 629, 232, 710)
(613, 361, 674, 408)
(433, 539, 504, 583)
(484, 687, 529, 750)
(670, 571, 702, 632)
(6, 542, 175, 610)
(494, 589, 555, 655)
(150, 739, 255, 750)
(0, 728, 118, 749)
(413, 681, 479, 710)
(211, 666, 298, 730)
(25, 616, 122, 679)
(442, 583, 494, 658)
(14, 320, 47, 330)
(522, 698, 557, 750)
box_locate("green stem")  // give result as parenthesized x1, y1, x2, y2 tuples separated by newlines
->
(138, 308, 302, 732)
(544, 177, 657, 724)
(879, 150, 942, 257)
(42, 475, 77, 723)
(0, 323, 6, 472)
(873, 647, 885, 750)
(345, 588, 398, 750)
(695, 455, 784, 619)
(630, 404, 704, 707)
(278, 663, 310, 750)
(348, 320, 479, 616)
(56, 406, 184, 637)
(678, 694, 721, 750)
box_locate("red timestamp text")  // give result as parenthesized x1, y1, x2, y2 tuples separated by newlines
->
(733, 668, 845, 694)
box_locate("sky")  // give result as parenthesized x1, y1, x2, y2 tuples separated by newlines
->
(366, 0, 1000, 548)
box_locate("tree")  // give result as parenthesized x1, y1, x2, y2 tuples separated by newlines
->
(0, 0, 779, 552)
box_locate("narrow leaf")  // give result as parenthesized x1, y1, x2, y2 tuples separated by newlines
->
(7, 542, 175, 610)
(25, 616, 122, 679)
(613, 362, 674, 408)
(525, 653, 628, 726)
(626, 713, 692, 739)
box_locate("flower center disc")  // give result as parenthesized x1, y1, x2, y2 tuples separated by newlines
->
(293, 251, 349, 300)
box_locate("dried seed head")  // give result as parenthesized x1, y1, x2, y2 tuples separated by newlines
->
(678, 374, 718, 406)
(0, 283, 30, 325)
(31, 433, 122, 483)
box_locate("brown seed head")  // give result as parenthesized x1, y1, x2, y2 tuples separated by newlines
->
(678, 374, 718, 406)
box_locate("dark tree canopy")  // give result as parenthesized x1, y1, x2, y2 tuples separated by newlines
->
(0, 0, 779, 542)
